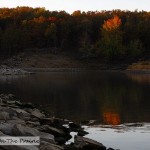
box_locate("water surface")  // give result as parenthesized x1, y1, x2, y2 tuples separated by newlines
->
(0, 71, 150, 149)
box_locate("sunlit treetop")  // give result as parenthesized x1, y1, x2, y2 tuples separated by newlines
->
(103, 16, 122, 31)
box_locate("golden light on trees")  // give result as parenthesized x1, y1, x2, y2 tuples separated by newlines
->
(103, 16, 122, 31)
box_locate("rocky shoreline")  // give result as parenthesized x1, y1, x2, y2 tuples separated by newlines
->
(0, 94, 115, 150)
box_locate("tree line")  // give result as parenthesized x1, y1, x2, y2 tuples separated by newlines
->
(0, 7, 149, 60)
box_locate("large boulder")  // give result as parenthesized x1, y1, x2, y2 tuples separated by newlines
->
(74, 136, 106, 150)
(12, 124, 55, 144)
(38, 125, 72, 144)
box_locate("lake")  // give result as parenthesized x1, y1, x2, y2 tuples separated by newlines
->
(0, 71, 150, 149)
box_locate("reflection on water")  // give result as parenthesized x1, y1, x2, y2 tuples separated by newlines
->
(84, 123, 150, 150)
(103, 111, 121, 125)
(0, 71, 150, 124)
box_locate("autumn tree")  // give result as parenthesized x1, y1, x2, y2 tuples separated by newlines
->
(100, 16, 124, 59)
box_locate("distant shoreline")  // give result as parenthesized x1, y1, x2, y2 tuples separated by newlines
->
(23, 68, 150, 74)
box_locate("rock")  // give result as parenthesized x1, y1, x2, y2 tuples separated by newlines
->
(12, 108, 29, 115)
(74, 136, 106, 150)
(38, 125, 66, 137)
(12, 124, 55, 144)
(69, 122, 81, 129)
(31, 109, 45, 119)
(38, 124, 72, 144)
(7, 94, 15, 99)
(15, 101, 23, 106)
(8, 105, 20, 108)
(0, 107, 17, 118)
(21, 103, 34, 109)
(7, 119, 26, 125)
(25, 108, 33, 113)
(7, 100, 16, 105)
(40, 118, 68, 127)
(0, 130, 5, 135)
(40, 141, 64, 150)
(40, 118, 55, 126)
(69, 122, 87, 135)
(77, 129, 89, 136)
(12, 108, 30, 118)
(26, 121, 40, 127)
(0, 111, 10, 120)
(64, 144, 77, 150)
(0, 123, 15, 135)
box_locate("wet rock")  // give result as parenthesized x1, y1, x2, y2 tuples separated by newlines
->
(12, 124, 55, 144)
(74, 135, 106, 150)
(31, 109, 45, 119)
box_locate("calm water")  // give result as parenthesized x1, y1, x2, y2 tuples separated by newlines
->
(0, 71, 150, 149)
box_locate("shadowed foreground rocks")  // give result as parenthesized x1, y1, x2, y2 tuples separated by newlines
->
(0, 94, 116, 150)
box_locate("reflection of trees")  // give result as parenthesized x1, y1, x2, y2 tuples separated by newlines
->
(103, 111, 121, 125)
(0, 72, 149, 123)
(126, 73, 150, 84)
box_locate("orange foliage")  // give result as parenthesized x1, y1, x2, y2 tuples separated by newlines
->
(103, 111, 121, 125)
(48, 17, 58, 22)
(103, 16, 122, 31)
